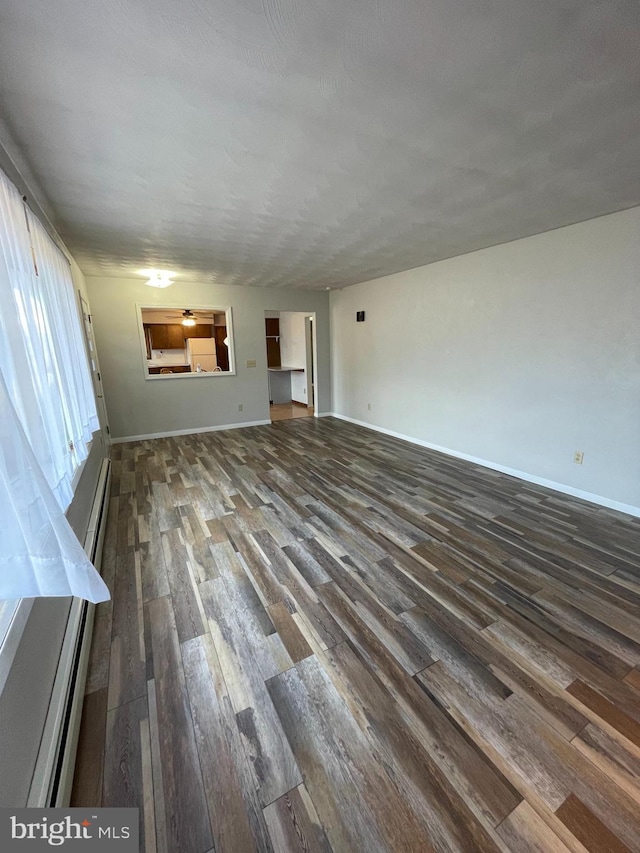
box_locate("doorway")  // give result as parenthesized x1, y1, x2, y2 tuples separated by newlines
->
(265, 311, 316, 422)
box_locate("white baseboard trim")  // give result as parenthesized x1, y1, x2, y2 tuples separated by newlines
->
(329, 412, 640, 519)
(314, 412, 334, 418)
(111, 419, 272, 444)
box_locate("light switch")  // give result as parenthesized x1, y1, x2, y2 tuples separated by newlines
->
(246, 359, 257, 368)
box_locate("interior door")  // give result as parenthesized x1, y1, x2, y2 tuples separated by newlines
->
(214, 326, 230, 371)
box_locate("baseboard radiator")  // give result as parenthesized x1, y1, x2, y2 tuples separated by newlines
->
(27, 457, 111, 807)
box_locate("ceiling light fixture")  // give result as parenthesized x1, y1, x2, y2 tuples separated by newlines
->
(142, 269, 175, 288)
(181, 309, 196, 327)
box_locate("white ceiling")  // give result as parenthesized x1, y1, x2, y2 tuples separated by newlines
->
(0, 0, 639, 290)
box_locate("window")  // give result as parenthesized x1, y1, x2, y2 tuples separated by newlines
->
(137, 304, 235, 378)
(0, 165, 106, 642)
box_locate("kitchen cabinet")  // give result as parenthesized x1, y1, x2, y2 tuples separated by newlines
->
(146, 323, 183, 348)
(166, 324, 185, 348)
(214, 325, 229, 371)
(265, 318, 281, 368)
(148, 365, 191, 374)
(147, 324, 169, 349)
(184, 324, 213, 339)
(145, 323, 213, 349)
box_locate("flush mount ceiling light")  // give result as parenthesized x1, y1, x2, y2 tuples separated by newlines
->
(141, 269, 175, 288)
(181, 309, 196, 327)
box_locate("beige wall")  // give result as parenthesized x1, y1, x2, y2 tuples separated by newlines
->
(331, 206, 640, 514)
(86, 276, 331, 439)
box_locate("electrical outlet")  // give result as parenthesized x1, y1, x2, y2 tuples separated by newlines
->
(574, 450, 584, 464)
(367, 402, 371, 411)
(246, 359, 256, 368)
(238, 404, 243, 412)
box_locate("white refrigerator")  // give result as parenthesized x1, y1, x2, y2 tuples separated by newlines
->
(186, 337, 217, 372)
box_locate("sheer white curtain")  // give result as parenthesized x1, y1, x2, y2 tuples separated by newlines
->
(0, 167, 109, 603)
(0, 373, 109, 601)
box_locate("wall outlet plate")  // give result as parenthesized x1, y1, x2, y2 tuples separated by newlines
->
(574, 450, 584, 464)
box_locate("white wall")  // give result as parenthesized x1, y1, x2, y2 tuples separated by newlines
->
(279, 311, 309, 404)
(86, 278, 330, 439)
(331, 206, 640, 513)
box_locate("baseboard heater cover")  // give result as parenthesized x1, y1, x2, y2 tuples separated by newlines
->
(27, 457, 111, 807)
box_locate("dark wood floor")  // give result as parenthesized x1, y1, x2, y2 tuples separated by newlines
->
(71, 418, 640, 852)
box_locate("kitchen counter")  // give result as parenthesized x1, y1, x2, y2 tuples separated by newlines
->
(148, 364, 191, 375)
(147, 361, 189, 368)
(268, 365, 305, 404)
(268, 365, 303, 372)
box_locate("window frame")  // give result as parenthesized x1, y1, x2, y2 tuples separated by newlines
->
(136, 303, 236, 379)
(0, 599, 34, 696)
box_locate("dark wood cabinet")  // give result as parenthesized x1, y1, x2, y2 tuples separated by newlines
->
(148, 365, 191, 375)
(214, 326, 229, 371)
(166, 324, 185, 348)
(265, 318, 281, 368)
(145, 323, 213, 349)
(147, 324, 169, 349)
(184, 324, 213, 339)
(265, 318, 279, 337)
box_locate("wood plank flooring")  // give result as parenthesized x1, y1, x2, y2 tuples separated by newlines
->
(270, 403, 314, 422)
(71, 417, 640, 852)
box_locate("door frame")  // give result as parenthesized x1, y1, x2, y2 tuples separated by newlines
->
(304, 314, 314, 409)
(264, 310, 319, 417)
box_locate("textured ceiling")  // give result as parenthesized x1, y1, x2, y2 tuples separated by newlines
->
(0, 0, 639, 290)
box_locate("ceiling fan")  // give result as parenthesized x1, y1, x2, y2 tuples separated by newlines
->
(161, 308, 207, 326)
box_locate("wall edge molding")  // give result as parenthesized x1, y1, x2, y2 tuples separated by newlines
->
(329, 413, 640, 518)
(111, 419, 272, 444)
